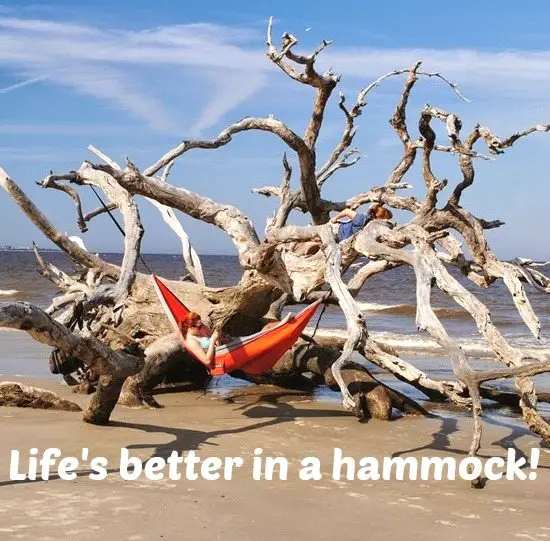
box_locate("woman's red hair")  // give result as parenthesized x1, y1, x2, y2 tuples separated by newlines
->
(368, 204, 393, 220)
(178, 312, 202, 337)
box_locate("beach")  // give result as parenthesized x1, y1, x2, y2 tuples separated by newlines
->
(2, 1, 550, 538)
(5, 0, 550, 534)
(1, 377, 550, 540)
(2, 253, 550, 540)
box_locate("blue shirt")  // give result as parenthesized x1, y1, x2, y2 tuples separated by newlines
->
(338, 213, 369, 242)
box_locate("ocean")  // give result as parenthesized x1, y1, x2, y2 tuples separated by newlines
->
(1, 251, 550, 417)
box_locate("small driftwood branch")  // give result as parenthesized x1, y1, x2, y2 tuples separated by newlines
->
(0, 381, 82, 412)
(38, 174, 88, 232)
(68, 162, 143, 305)
(418, 105, 448, 213)
(84, 202, 117, 223)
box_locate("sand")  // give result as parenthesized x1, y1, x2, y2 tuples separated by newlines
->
(0, 377, 549, 541)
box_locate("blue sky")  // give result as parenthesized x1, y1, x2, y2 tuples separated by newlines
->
(0, 0, 550, 258)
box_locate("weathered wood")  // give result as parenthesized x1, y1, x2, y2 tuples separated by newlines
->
(0, 19, 549, 471)
(0, 167, 118, 278)
(0, 302, 143, 378)
(118, 333, 209, 408)
(0, 381, 81, 412)
(88, 145, 206, 286)
(83, 375, 126, 425)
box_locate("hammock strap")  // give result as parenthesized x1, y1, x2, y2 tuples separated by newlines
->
(304, 289, 331, 354)
(89, 184, 154, 274)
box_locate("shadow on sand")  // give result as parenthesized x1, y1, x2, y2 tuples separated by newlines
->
(0, 390, 351, 487)
(391, 413, 550, 471)
(3, 388, 547, 489)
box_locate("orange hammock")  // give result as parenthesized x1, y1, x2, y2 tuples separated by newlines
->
(152, 275, 322, 376)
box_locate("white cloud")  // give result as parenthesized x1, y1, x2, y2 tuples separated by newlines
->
(1, 16, 550, 136)
(0, 146, 65, 161)
(0, 74, 47, 94)
(0, 16, 100, 35)
(52, 64, 177, 133)
(324, 47, 550, 96)
(0, 17, 268, 133)
(192, 69, 268, 133)
(0, 123, 136, 134)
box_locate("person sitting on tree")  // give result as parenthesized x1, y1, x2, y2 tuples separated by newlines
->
(289, 204, 394, 258)
(330, 204, 393, 242)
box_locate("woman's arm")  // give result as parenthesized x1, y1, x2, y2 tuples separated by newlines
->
(330, 208, 357, 223)
(184, 330, 219, 369)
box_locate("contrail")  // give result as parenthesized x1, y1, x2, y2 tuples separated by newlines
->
(0, 75, 48, 94)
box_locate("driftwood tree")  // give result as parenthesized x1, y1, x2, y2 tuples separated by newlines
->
(2, 18, 550, 466)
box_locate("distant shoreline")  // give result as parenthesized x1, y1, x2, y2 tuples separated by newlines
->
(2, 249, 547, 262)
(0, 248, 60, 252)
(0, 248, 238, 256)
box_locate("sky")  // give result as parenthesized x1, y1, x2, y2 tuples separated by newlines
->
(0, 0, 550, 259)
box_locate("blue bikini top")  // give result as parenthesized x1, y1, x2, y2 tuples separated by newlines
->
(190, 335, 211, 350)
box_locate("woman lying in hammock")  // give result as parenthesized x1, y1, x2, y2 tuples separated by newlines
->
(153, 275, 323, 376)
(179, 312, 279, 370)
(178, 312, 222, 369)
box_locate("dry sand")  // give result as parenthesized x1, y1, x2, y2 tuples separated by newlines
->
(0, 378, 549, 541)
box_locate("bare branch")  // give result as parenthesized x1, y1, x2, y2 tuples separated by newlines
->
(513, 259, 550, 293)
(417, 106, 447, 212)
(318, 224, 366, 409)
(265, 18, 339, 152)
(478, 218, 505, 230)
(87, 144, 119, 169)
(38, 174, 88, 232)
(0, 302, 143, 377)
(161, 160, 175, 183)
(90, 148, 206, 286)
(340, 182, 420, 214)
(33, 243, 80, 291)
(268, 152, 294, 230)
(315, 69, 410, 183)
(431, 143, 491, 160)
(391, 62, 422, 144)
(70, 162, 144, 303)
(146, 116, 305, 175)
(145, 116, 325, 222)
(347, 259, 401, 297)
(266, 17, 336, 89)
(84, 202, 117, 223)
(408, 230, 487, 455)
(485, 258, 541, 339)
(0, 167, 119, 278)
(317, 149, 362, 187)
(416, 70, 470, 102)
(478, 123, 550, 154)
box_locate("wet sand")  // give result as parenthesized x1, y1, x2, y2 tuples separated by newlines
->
(0, 377, 549, 541)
